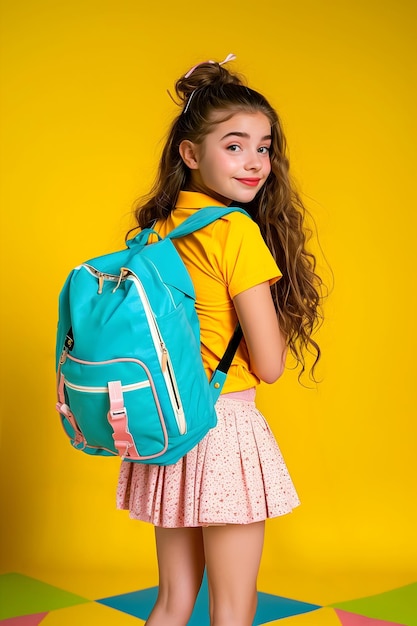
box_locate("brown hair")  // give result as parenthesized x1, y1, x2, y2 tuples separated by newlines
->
(132, 61, 323, 380)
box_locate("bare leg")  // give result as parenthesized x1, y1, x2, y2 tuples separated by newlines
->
(145, 526, 205, 626)
(203, 522, 265, 626)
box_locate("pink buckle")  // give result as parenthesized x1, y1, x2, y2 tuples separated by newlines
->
(107, 381, 140, 460)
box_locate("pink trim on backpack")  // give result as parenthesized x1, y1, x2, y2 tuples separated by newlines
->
(56, 373, 87, 448)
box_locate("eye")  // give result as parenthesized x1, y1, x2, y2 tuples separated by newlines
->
(258, 146, 270, 154)
(227, 144, 241, 152)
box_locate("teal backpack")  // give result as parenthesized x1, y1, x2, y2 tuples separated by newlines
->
(55, 206, 248, 465)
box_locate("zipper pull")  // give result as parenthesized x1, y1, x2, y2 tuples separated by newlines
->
(97, 273, 104, 294)
(161, 345, 168, 372)
(113, 267, 129, 293)
(59, 348, 68, 365)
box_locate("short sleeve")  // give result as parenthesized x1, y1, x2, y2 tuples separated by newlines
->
(213, 213, 282, 299)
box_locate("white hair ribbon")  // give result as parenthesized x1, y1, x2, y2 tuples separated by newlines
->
(184, 53, 236, 79)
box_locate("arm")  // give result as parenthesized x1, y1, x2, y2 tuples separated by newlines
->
(233, 282, 287, 384)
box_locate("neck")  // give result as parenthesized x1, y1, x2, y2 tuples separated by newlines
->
(186, 179, 232, 206)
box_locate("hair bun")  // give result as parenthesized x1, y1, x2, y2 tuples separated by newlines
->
(175, 58, 243, 106)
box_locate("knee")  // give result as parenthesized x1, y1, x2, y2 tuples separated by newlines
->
(153, 582, 200, 623)
(210, 590, 258, 626)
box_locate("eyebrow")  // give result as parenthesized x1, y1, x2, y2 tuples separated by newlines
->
(220, 131, 272, 141)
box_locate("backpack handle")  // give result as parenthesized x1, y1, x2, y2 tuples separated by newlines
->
(126, 228, 161, 248)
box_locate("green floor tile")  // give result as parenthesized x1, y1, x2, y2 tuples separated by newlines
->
(0, 573, 90, 620)
(332, 582, 417, 626)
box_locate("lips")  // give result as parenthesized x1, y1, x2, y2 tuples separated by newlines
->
(235, 178, 261, 187)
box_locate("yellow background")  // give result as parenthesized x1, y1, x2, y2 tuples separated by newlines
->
(1, 0, 416, 605)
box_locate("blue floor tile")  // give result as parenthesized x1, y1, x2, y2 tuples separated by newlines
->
(98, 573, 321, 625)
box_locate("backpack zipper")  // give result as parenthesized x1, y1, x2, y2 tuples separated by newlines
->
(127, 273, 186, 435)
(79, 263, 187, 435)
(82, 264, 122, 294)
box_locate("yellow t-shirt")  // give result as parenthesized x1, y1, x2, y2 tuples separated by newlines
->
(154, 191, 281, 393)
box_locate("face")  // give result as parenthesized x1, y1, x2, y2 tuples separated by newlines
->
(183, 111, 272, 205)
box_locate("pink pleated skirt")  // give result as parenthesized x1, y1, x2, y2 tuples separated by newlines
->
(116, 389, 300, 527)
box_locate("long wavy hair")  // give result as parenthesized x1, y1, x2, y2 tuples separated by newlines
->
(132, 61, 323, 380)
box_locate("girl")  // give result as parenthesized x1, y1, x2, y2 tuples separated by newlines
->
(117, 54, 322, 626)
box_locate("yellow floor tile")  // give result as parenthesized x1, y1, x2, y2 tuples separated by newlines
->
(258, 566, 417, 606)
(16, 565, 158, 600)
(267, 607, 341, 625)
(41, 601, 146, 625)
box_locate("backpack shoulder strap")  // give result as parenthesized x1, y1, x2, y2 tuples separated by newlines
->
(209, 323, 243, 402)
(127, 206, 251, 248)
(166, 206, 251, 240)
(166, 206, 250, 400)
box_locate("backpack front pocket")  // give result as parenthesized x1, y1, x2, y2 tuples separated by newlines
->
(56, 355, 169, 460)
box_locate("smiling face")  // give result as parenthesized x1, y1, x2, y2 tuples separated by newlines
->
(180, 111, 272, 205)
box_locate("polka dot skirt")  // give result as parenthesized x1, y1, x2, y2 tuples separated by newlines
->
(116, 395, 300, 527)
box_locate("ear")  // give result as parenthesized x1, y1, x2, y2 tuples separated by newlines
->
(179, 140, 199, 170)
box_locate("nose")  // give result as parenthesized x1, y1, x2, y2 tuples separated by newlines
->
(244, 150, 262, 171)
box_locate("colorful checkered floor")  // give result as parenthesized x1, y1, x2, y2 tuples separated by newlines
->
(0, 573, 416, 625)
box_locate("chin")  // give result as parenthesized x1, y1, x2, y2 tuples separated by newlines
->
(234, 192, 259, 204)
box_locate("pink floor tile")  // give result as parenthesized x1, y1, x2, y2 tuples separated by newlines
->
(0, 614, 48, 625)
(335, 609, 406, 626)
